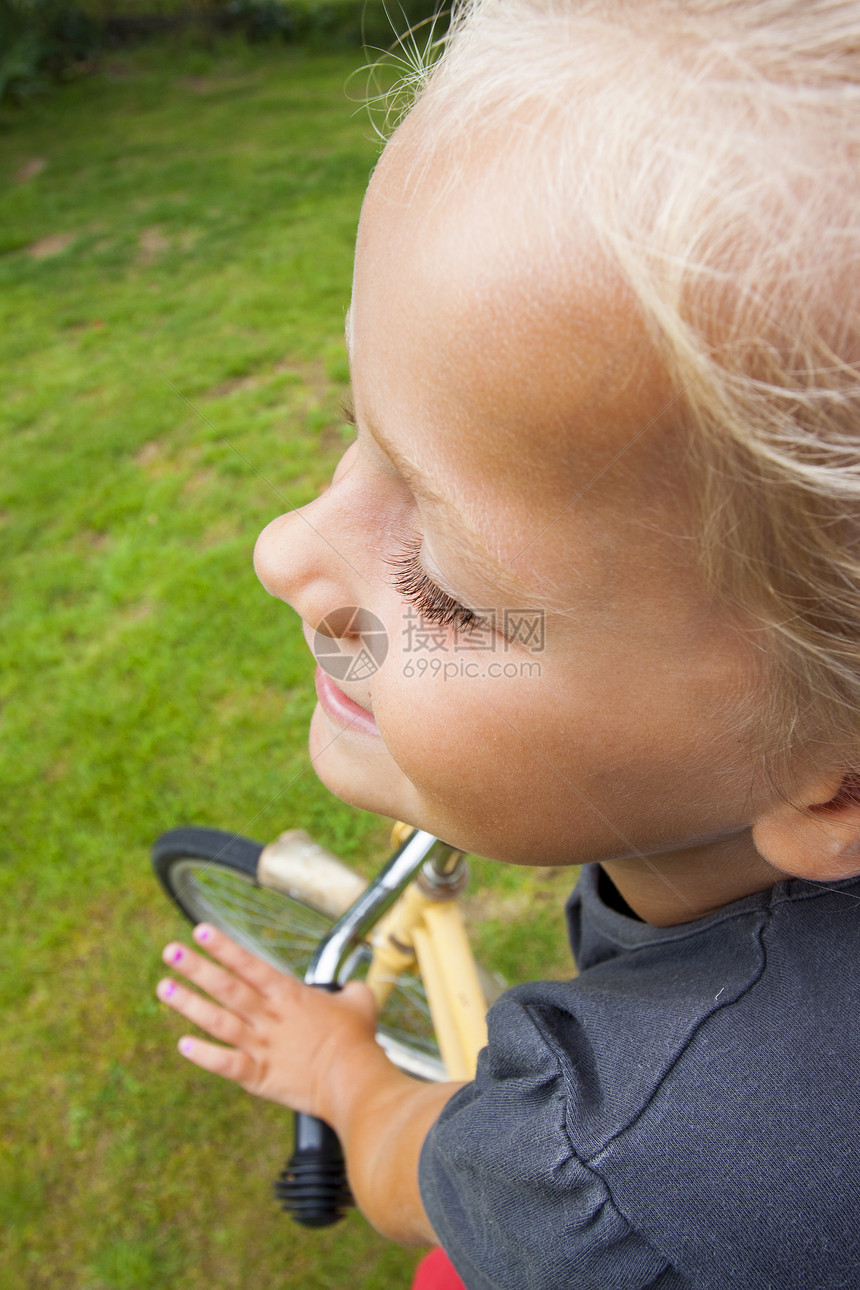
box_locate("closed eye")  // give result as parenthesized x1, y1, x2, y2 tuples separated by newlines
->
(388, 539, 491, 637)
(344, 393, 496, 637)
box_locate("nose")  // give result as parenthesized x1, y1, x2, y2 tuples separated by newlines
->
(253, 449, 376, 632)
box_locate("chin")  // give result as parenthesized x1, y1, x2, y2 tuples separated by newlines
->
(307, 706, 410, 821)
(305, 710, 529, 858)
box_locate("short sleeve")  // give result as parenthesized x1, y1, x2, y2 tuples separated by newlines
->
(418, 993, 687, 1290)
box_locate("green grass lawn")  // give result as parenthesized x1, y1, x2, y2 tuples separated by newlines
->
(0, 41, 577, 1290)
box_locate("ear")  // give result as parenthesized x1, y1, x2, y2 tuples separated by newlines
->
(752, 773, 860, 882)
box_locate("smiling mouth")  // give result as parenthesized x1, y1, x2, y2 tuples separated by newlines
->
(314, 666, 381, 737)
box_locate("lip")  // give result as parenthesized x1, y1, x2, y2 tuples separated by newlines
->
(314, 666, 381, 737)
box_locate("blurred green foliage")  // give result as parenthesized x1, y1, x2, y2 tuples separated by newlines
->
(0, 0, 102, 102)
(0, 0, 448, 103)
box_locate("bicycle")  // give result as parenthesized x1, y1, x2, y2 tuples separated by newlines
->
(152, 821, 506, 1228)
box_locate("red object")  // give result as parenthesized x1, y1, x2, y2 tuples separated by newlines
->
(412, 1247, 467, 1289)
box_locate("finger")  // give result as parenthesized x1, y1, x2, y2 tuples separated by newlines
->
(157, 977, 252, 1048)
(161, 941, 267, 1022)
(176, 1033, 258, 1087)
(190, 923, 296, 998)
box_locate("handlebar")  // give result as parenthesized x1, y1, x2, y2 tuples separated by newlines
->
(275, 1107, 354, 1227)
(275, 829, 451, 1227)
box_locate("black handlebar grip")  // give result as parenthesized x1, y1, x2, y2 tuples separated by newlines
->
(274, 1112, 354, 1227)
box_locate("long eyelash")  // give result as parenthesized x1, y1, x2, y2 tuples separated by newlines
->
(387, 540, 486, 636)
(340, 395, 356, 429)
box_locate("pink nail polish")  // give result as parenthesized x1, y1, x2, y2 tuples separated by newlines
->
(195, 926, 210, 943)
(180, 1038, 193, 1055)
(171, 947, 183, 964)
(160, 980, 176, 1000)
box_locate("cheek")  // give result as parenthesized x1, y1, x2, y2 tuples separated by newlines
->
(369, 636, 762, 865)
(373, 655, 560, 814)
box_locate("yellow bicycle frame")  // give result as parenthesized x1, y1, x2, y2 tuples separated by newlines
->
(364, 825, 489, 1080)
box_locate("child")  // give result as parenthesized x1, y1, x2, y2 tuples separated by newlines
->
(156, 2, 860, 1285)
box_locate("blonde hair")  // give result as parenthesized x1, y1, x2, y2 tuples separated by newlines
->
(389, 0, 860, 780)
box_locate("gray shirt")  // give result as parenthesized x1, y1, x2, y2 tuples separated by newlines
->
(419, 865, 860, 1288)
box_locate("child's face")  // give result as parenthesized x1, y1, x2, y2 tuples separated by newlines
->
(255, 122, 771, 874)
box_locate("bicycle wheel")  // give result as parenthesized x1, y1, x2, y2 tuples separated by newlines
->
(152, 826, 446, 1082)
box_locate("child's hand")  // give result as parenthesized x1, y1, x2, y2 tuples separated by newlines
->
(157, 922, 463, 1245)
(156, 923, 378, 1120)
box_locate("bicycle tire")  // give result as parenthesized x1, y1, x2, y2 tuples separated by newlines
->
(152, 826, 446, 1082)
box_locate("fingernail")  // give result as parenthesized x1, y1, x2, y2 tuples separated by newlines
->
(158, 979, 176, 1000)
(194, 925, 211, 943)
(179, 1038, 193, 1055)
(170, 947, 183, 964)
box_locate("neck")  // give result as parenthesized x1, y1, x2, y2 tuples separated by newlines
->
(600, 829, 793, 926)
